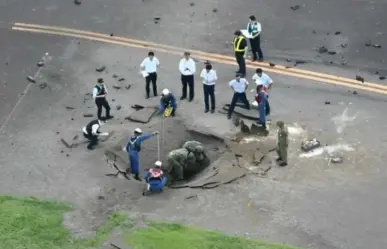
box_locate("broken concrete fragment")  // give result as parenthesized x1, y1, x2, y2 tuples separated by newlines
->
(112, 74, 118, 78)
(353, 91, 358, 95)
(26, 76, 36, 83)
(328, 51, 337, 55)
(38, 83, 47, 89)
(95, 66, 106, 72)
(318, 46, 328, 54)
(72, 135, 79, 140)
(269, 62, 275, 67)
(65, 106, 75, 110)
(334, 31, 341, 35)
(116, 105, 122, 110)
(355, 75, 365, 83)
(340, 44, 347, 48)
(74, 0, 81, 5)
(83, 114, 93, 117)
(294, 60, 306, 66)
(189, 2, 195, 6)
(212, 8, 218, 13)
(118, 77, 125, 81)
(379, 76, 386, 80)
(373, 44, 382, 48)
(325, 101, 331, 105)
(240, 120, 250, 133)
(286, 58, 292, 62)
(125, 107, 158, 123)
(232, 115, 240, 127)
(290, 5, 300, 10)
(131, 104, 145, 110)
(112, 85, 121, 90)
(60, 138, 71, 148)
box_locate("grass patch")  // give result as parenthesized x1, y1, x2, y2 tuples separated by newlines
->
(125, 221, 305, 249)
(0, 195, 128, 249)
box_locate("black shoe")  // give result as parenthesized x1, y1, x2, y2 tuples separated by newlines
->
(180, 96, 186, 100)
(204, 109, 209, 113)
(211, 109, 215, 113)
(188, 98, 193, 102)
(276, 157, 281, 162)
(279, 162, 288, 167)
(134, 174, 142, 181)
(227, 116, 231, 120)
(105, 115, 114, 120)
(258, 58, 264, 62)
(87, 146, 94, 150)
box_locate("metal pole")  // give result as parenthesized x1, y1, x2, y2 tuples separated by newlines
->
(157, 133, 160, 161)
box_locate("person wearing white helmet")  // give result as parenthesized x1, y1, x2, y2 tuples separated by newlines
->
(123, 128, 158, 181)
(143, 160, 167, 195)
(159, 88, 177, 117)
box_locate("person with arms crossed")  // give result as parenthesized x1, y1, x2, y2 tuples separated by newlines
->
(227, 73, 250, 119)
(200, 63, 217, 113)
(179, 52, 196, 101)
(140, 51, 160, 99)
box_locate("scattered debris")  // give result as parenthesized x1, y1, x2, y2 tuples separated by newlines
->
(286, 58, 292, 62)
(65, 106, 75, 110)
(26, 76, 36, 83)
(83, 114, 93, 117)
(329, 155, 343, 164)
(352, 91, 358, 95)
(66, 154, 70, 157)
(340, 44, 347, 48)
(185, 195, 198, 200)
(131, 104, 145, 110)
(118, 77, 125, 81)
(301, 139, 321, 152)
(294, 60, 306, 66)
(325, 101, 331, 105)
(269, 62, 275, 67)
(374, 44, 382, 48)
(334, 31, 341, 35)
(379, 76, 386, 80)
(74, 0, 81, 5)
(116, 105, 122, 110)
(312, 30, 316, 34)
(125, 84, 131, 90)
(37, 61, 44, 67)
(56, 132, 60, 134)
(212, 8, 218, 13)
(240, 120, 250, 133)
(189, 2, 195, 6)
(112, 99, 115, 102)
(375, 71, 379, 75)
(232, 115, 240, 127)
(112, 74, 118, 78)
(60, 138, 71, 148)
(95, 66, 106, 72)
(112, 85, 121, 90)
(317, 46, 328, 54)
(355, 75, 365, 83)
(153, 17, 160, 24)
(72, 135, 79, 140)
(365, 41, 382, 48)
(290, 5, 300, 10)
(328, 51, 337, 55)
(110, 33, 114, 37)
(38, 83, 47, 89)
(97, 195, 105, 200)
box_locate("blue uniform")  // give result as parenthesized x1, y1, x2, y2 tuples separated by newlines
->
(144, 168, 167, 192)
(256, 91, 268, 127)
(125, 134, 153, 175)
(159, 93, 177, 114)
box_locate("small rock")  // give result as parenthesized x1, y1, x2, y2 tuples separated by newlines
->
(26, 76, 36, 83)
(185, 195, 198, 200)
(334, 31, 341, 35)
(97, 196, 105, 200)
(312, 30, 316, 34)
(60, 150, 64, 153)
(353, 91, 358, 95)
(212, 8, 218, 13)
(317, 46, 328, 54)
(328, 51, 336, 55)
(125, 84, 132, 90)
(112, 74, 118, 78)
(294, 60, 306, 66)
(112, 99, 115, 102)
(286, 58, 292, 62)
(71, 118, 74, 120)
(116, 105, 122, 110)
(112, 85, 121, 90)
(110, 33, 114, 37)
(340, 44, 347, 48)
(66, 154, 70, 157)
(379, 76, 386, 80)
(74, 0, 81, 5)
(83, 114, 93, 117)
(189, 2, 195, 6)
(269, 62, 275, 67)
(72, 135, 79, 140)
(373, 44, 382, 48)
(38, 83, 47, 89)
(65, 106, 75, 110)
(56, 132, 60, 134)
(355, 75, 365, 83)
(118, 77, 125, 81)
(365, 41, 372, 47)
(95, 66, 106, 72)
(324, 101, 331, 105)
(290, 5, 300, 10)
(153, 17, 161, 24)
(375, 71, 379, 75)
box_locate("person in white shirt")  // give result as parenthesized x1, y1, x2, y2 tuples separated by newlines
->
(247, 15, 263, 61)
(200, 63, 217, 113)
(82, 119, 108, 150)
(227, 73, 250, 119)
(93, 78, 113, 120)
(252, 68, 272, 115)
(140, 51, 160, 98)
(179, 52, 196, 101)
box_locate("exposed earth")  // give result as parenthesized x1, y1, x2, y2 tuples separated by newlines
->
(1, 1, 387, 249)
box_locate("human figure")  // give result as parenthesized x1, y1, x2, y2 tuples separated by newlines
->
(247, 15, 263, 61)
(179, 52, 196, 101)
(166, 148, 189, 181)
(159, 88, 177, 117)
(255, 84, 269, 129)
(276, 121, 288, 167)
(123, 128, 158, 181)
(143, 161, 167, 195)
(93, 78, 113, 120)
(140, 51, 160, 98)
(227, 73, 250, 119)
(252, 68, 273, 115)
(82, 119, 108, 150)
(200, 63, 217, 113)
(233, 30, 248, 77)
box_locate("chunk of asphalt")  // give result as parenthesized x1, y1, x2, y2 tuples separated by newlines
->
(37, 61, 44, 67)
(318, 46, 328, 54)
(83, 114, 93, 117)
(328, 51, 337, 55)
(26, 76, 36, 83)
(65, 106, 75, 110)
(325, 101, 331, 105)
(118, 77, 125, 81)
(112, 85, 121, 90)
(334, 31, 341, 35)
(95, 66, 106, 72)
(355, 75, 365, 83)
(39, 83, 47, 89)
(116, 105, 122, 110)
(60, 138, 71, 148)
(379, 76, 386, 80)
(125, 84, 132, 90)
(269, 62, 275, 67)
(290, 5, 300, 10)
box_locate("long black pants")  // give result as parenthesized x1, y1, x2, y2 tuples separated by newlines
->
(145, 72, 158, 97)
(249, 35, 263, 60)
(181, 74, 194, 100)
(83, 132, 98, 150)
(235, 52, 246, 77)
(203, 84, 215, 111)
(95, 98, 111, 120)
(228, 92, 250, 118)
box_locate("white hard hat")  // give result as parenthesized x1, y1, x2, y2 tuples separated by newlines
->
(161, 88, 170, 95)
(154, 161, 162, 167)
(134, 128, 142, 134)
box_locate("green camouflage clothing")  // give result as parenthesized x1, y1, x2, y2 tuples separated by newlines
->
(166, 148, 189, 180)
(276, 121, 288, 165)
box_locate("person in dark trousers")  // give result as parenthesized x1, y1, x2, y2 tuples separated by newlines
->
(247, 15, 263, 61)
(200, 63, 217, 113)
(227, 73, 250, 119)
(255, 83, 269, 129)
(159, 88, 177, 117)
(179, 52, 196, 101)
(233, 30, 248, 77)
(93, 78, 113, 120)
(140, 51, 160, 98)
(82, 119, 108, 150)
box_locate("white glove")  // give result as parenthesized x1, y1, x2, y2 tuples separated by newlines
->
(100, 132, 109, 136)
(122, 147, 126, 152)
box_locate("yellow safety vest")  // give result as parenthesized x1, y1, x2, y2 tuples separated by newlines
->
(233, 36, 246, 52)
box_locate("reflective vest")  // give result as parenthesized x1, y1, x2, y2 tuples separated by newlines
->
(149, 168, 163, 178)
(248, 22, 259, 36)
(95, 84, 106, 96)
(233, 36, 246, 52)
(127, 136, 141, 152)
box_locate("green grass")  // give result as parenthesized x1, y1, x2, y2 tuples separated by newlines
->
(0, 195, 304, 249)
(125, 221, 305, 249)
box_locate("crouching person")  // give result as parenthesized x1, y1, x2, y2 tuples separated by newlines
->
(143, 161, 167, 195)
(159, 88, 177, 117)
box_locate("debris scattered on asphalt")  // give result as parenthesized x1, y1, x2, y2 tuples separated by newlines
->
(285, 66, 292, 69)
(112, 85, 121, 90)
(365, 41, 382, 48)
(301, 139, 321, 152)
(83, 114, 93, 117)
(74, 0, 81, 5)
(185, 195, 198, 200)
(290, 5, 300, 10)
(116, 105, 122, 110)
(95, 66, 106, 72)
(153, 17, 161, 24)
(379, 76, 386, 80)
(286, 58, 292, 62)
(318, 46, 328, 54)
(328, 51, 337, 55)
(39, 83, 47, 89)
(110, 33, 114, 37)
(329, 156, 343, 164)
(60, 150, 64, 153)
(375, 71, 379, 75)
(26, 76, 36, 83)
(269, 62, 275, 67)
(72, 135, 79, 140)
(212, 8, 218, 13)
(312, 30, 316, 34)
(325, 101, 331, 105)
(56, 132, 60, 134)
(97, 195, 105, 200)
(112, 99, 115, 102)
(37, 61, 44, 67)
(189, 2, 195, 6)
(334, 31, 341, 35)
(240, 120, 250, 133)
(353, 91, 358, 95)
(355, 75, 365, 83)
(294, 60, 306, 66)
(65, 106, 75, 110)
(112, 74, 118, 78)
(118, 77, 125, 81)
(131, 104, 145, 110)
(125, 84, 132, 90)
(60, 138, 71, 148)
(232, 115, 240, 127)
(340, 44, 347, 48)
(66, 154, 70, 157)
(373, 44, 382, 48)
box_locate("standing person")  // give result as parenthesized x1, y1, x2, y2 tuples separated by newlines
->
(123, 128, 158, 181)
(227, 73, 250, 119)
(252, 68, 273, 115)
(276, 121, 288, 167)
(179, 52, 196, 101)
(140, 51, 160, 99)
(200, 63, 217, 113)
(93, 78, 113, 120)
(255, 83, 268, 129)
(247, 15, 263, 61)
(233, 30, 248, 77)
(82, 119, 108, 150)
